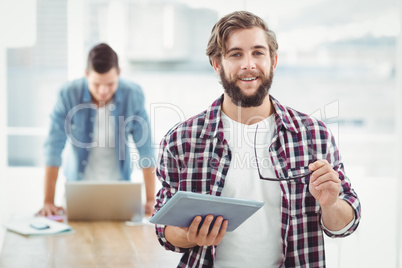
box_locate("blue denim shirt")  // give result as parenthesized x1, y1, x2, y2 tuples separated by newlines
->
(44, 77, 155, 181)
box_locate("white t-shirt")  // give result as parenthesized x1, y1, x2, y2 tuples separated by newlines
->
(215, 112, 283, 268)
(83, 104, 121, 181)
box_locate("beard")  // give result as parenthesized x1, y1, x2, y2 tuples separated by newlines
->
(220, 66, 274, 108)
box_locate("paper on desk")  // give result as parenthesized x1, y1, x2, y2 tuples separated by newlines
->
(4, 216, 74, 236)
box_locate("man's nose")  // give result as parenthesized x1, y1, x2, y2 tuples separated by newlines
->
(241, 54, 256, 70)
(98, 85, 109, 94)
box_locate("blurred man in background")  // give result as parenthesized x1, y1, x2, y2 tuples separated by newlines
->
(39, 43, 156, 216)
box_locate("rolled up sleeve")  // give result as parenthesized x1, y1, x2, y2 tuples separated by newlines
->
(154, 135, 189, 253)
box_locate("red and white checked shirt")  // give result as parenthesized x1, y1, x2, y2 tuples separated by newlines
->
(154, 95, 361, 268)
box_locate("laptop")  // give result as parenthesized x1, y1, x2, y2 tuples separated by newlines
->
(65, 181, 144, 222)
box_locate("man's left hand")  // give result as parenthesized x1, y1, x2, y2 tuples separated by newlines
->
(145, 199, 155, 216)
(308, 160, 341, 208)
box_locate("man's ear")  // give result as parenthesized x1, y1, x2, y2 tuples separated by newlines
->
(211, 58, 221, 75)
(272, 54, 278, 71)
(85, 69, 89, 78)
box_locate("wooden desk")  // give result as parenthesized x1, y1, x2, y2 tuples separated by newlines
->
(0, 222, 181, 268)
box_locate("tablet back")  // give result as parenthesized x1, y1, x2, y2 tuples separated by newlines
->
(150, 191, 264, 232)
(65, 181, 143, 221)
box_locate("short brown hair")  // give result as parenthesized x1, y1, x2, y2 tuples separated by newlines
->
(86, 43, 119, 73)
(206, 11, 278, 65)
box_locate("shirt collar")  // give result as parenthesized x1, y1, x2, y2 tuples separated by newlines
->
(199, 94, 300, 140)
(113, 80, 123, 104)
(270, 95, 300, 134)
(83, 79, 92, 103)
(199, 95, 225, 141)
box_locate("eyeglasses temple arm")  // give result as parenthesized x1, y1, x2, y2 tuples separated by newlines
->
(254, 125, 264, 178)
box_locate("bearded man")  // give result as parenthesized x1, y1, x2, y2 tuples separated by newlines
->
(153, 11, 361, 268)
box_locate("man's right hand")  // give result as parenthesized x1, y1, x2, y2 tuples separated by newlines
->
(41, 166, 61, 216)
(38, 203, 65, 217)
(186, 215, 228, 247)
(165, 215, 228, 248)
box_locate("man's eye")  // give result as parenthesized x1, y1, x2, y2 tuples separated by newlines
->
(231, 53, 241, 57)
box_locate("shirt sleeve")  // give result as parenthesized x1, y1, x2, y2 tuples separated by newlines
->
(320, 124, 362, 238)
(132, 106, 156, 168)
(321, 215, 356, 235)
(43, 88, 69, 167)
(126, 85, 156, 168)
(154, 133, 190, 253)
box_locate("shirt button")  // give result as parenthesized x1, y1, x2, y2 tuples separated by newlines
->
(78, 173, 84, 178)
(89, 133, 93, 138)
(71, 124, 76, 130)
(90, 117, 95, 122)
(209, 158, 219, 168)
(82, 160, 87, 165)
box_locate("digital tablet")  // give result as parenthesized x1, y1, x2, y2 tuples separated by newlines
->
(149, 191, 264, 232)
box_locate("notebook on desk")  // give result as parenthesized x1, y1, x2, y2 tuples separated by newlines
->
(65, 181, 144, 222)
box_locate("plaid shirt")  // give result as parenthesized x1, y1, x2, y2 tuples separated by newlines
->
(155, 95, 361, 268)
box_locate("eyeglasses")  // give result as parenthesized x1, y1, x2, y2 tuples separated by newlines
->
(253, 124, 313, 182)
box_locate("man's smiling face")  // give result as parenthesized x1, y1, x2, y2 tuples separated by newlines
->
(213, 27, 277, 107)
